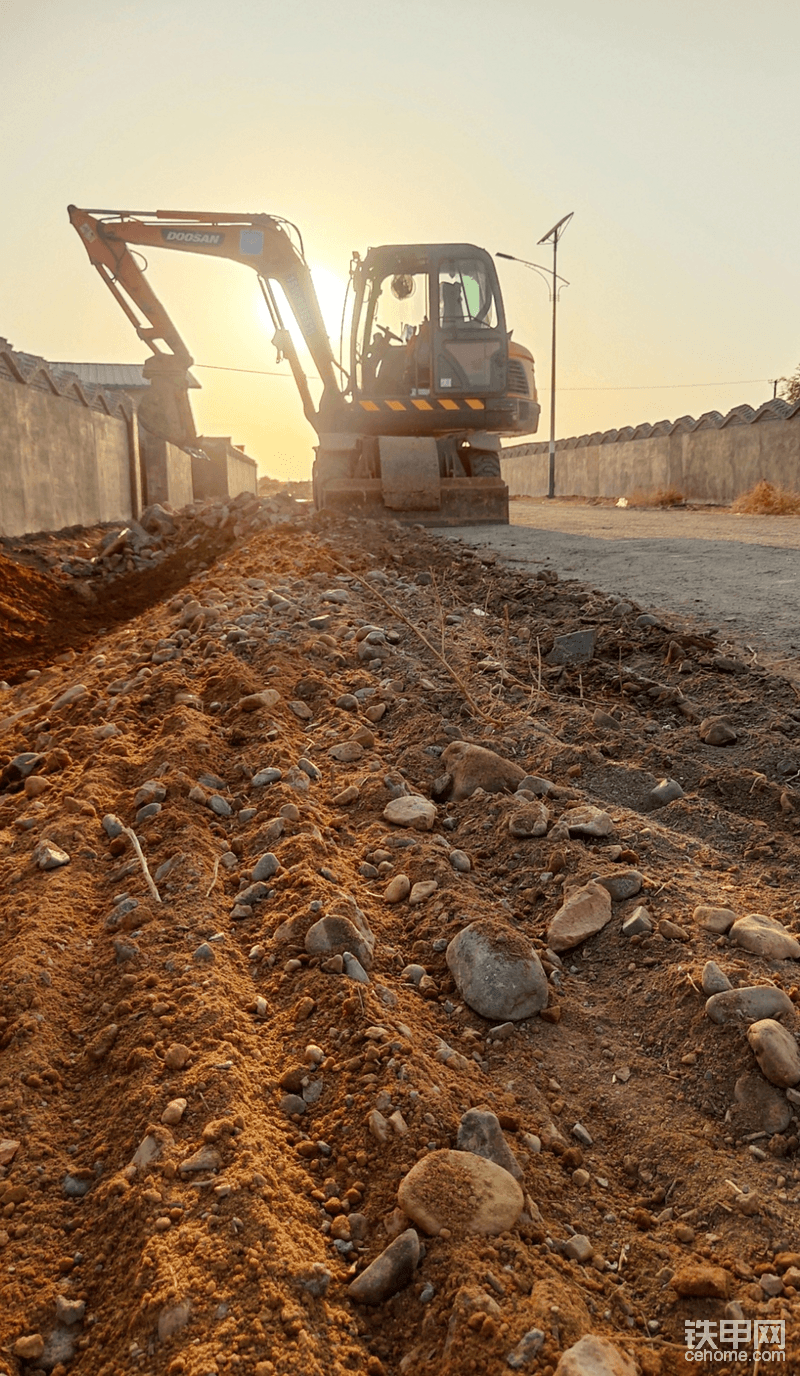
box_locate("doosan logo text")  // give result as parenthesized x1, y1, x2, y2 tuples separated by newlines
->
(161, 229, 224, 245)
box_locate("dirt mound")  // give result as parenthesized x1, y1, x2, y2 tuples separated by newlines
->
(0, 513, 799, 1375)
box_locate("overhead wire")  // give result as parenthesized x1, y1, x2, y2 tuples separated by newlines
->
(552, 378, 773, 393)
(192, 362, 775, 394)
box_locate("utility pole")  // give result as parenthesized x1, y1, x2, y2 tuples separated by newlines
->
(537, 213, 573, 498)
(498, 211, 573, 499)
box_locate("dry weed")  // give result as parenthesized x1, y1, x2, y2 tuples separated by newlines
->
(732, 480, 800, 515)
(627, 485, 685, 508)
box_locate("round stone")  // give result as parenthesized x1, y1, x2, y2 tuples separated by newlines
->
(397, 1149, 524, 1236)
(383, 796, 437, 831)
(446, 919, 548, 1021)
(747, 1019, 800, 1087)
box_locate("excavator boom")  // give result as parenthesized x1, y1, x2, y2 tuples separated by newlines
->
(67, 205, 340, 437)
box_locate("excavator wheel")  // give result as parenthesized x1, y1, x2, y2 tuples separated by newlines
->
(467, 449, 502, 479)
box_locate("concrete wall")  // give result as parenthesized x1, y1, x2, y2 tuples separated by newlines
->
(502, 410, 800, 502)
(0, 344, 260, 537)
(226, 447, 258, 498)
(0, 375, 133, 537)
(194, 437, 258, 500)
(139, 432, 195, 510)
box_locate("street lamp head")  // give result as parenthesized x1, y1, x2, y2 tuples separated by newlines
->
(537, 211, 574, 246)
(495, 251, 569, 289)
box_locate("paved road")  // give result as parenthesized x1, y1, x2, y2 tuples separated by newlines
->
(443, 500, 800, 677)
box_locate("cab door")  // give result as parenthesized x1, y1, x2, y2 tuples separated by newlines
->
(432, 252, 507, 398)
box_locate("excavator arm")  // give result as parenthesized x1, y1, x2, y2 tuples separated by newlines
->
(67, 206, 341, 440)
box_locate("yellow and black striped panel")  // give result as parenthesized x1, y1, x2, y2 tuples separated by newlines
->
(358, 397, 485, 413)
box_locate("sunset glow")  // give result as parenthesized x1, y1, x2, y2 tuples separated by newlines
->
(4, 0, 800, 479)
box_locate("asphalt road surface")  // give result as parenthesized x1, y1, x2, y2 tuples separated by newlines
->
(444, 499, 800, 679)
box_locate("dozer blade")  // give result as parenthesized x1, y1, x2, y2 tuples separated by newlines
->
(379, 437, 441, 511)
(320, 476, 509, 526)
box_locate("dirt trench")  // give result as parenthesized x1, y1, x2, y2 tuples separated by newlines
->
(1, 510, 800, 1376)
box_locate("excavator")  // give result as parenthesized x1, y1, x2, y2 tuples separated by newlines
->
(68, 206, 540, 524)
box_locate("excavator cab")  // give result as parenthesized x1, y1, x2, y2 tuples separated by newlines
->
(311, 243, 538, 522)
(351, 245, 511, 410)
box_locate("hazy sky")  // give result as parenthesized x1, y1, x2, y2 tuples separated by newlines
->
(4, 0, 800, 478)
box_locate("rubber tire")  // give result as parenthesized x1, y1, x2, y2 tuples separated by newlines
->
(468, 449, 502, 479)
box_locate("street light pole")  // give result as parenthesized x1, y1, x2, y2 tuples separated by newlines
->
(498, 211, 573, 499)
(537, 213, 573, 498)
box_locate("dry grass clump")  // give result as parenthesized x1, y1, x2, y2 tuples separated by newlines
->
(732, 480, 800, 515)
(627, 486, 685, 508)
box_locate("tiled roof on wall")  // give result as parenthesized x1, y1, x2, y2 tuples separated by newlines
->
(50, 362, 201, 390)
(0, 338, 132, 419)
(503, 397, 800, 457)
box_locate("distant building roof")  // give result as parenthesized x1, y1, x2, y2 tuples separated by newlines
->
(50, 361, 200, 389)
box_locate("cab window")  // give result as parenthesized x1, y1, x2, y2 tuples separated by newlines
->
(439, 261, 497, 329)
(359, 269, 431, 395)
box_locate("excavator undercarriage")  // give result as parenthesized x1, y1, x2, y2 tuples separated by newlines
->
(313, 434, 509, 525)
(68, 207, 540, 525)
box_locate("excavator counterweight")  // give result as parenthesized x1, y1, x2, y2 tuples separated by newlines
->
(68, 206, 540, 524)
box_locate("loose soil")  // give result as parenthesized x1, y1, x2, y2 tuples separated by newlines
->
(1, 504, 800, 1376)
(458, 498, 800, 680)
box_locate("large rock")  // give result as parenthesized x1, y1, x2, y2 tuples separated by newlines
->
(547, 630, 597, 667)
(731, 1072, 792, 1135)
(33, 840, 70, 870)
(705, 986, 795, 1026)
(178, 1145, 221, 1173)
(730, 914, 800, 960)
(441, 742, 525, 802)
(693, 904, 736, 933)
(561, 805, 614, 838)
(13, 1336, 45, 1361)
(305, 909, 375, 969)
(516, 775, 554, 798)
(348, 1229, 420, 1305)
(747, 1019, 800, 1087)
(701, 961, 732, 995)
(456, 1109, 523, 1181)
(508, 801, 549, 837)
(252, 852, 280, 881)
(554, 1335, 638, 1376)
(699, 716, 737, 746)
(507, 1330, 546, 1370)
(647, 778, 684, 809)
(446, 920, 548, 1021)
(596, 870, 643, 902)
(383, 796, 437, 831)
(384, 874, 410, 903)
(672, 1263, 731, 1299)
(398, 1149, 523, 1236)
(238, 689, 281, 711)
(547, 881, 613, 952)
